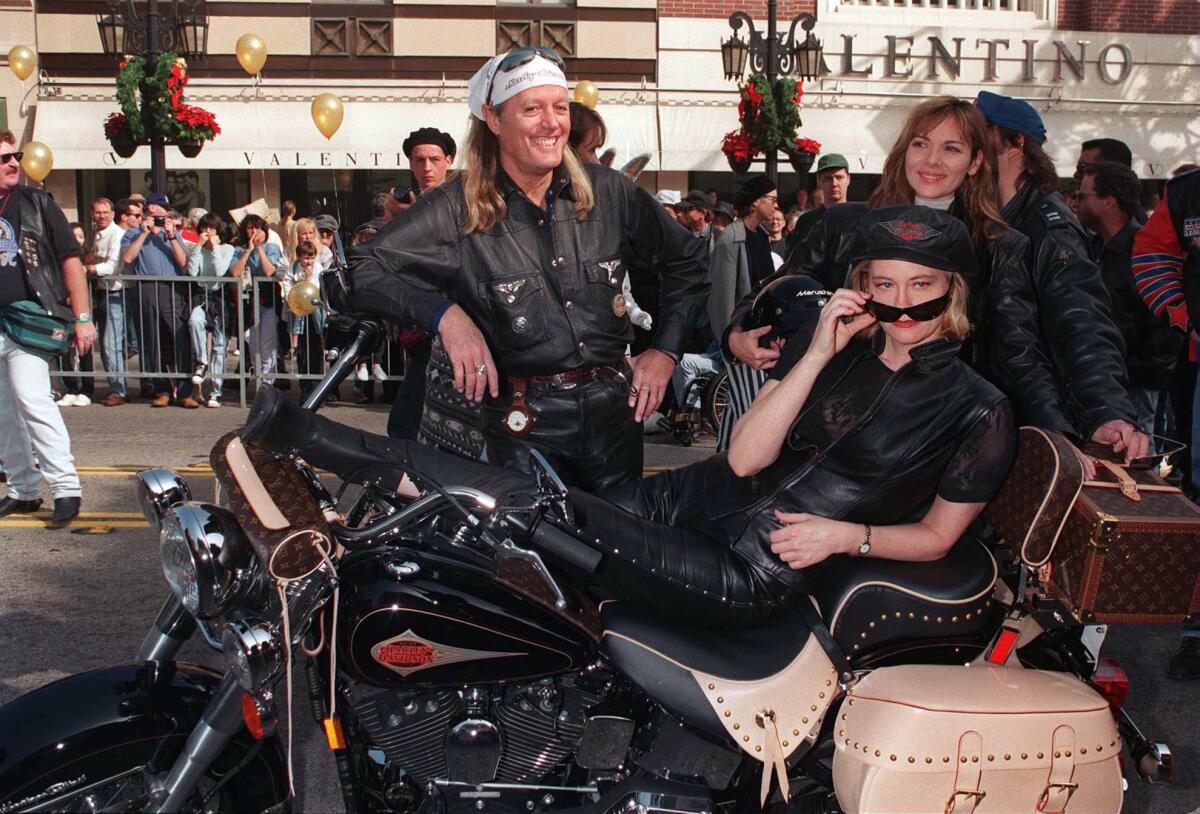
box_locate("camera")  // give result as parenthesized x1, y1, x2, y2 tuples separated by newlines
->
(153, 216, 166, 227)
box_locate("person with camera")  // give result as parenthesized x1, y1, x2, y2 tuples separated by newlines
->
(120, 192, 196, 407)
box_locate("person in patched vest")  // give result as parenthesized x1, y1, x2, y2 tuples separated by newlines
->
(0, 129, 96, 525)
(343, 47, 708, 491)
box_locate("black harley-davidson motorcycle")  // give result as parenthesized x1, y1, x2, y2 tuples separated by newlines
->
(0, 315, 1173, 814)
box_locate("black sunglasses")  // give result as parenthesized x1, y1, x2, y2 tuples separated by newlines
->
(486, 47, 566, 106)
(863, 292, 950, 323)
(1, 152, 24, 165)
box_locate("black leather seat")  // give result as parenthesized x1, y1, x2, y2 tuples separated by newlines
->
(600, 601, 813, 737)
(814, 533, 998, 669)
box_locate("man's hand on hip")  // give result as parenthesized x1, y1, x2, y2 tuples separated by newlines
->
(73, 322, 97, 355)
(438, 303, 498, 402)
(628, 348, 676, 423)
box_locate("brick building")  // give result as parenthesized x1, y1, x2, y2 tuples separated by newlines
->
(0, 0, 1196, 221)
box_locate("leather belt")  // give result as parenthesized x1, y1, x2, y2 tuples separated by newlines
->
(506, 364, 626, 393)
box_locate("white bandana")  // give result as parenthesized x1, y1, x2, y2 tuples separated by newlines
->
(467, 53, 568, 120)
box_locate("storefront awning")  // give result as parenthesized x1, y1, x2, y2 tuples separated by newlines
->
(31, 95, 1200, 177)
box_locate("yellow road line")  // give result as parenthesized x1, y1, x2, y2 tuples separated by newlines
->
(13, 511, 144, 518)
(0, 520, 150, 528)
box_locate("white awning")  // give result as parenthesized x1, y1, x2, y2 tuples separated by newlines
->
(32, 95, 1200, 177)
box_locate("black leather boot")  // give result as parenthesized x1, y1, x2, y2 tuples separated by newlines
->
(242, 386, 414, 482)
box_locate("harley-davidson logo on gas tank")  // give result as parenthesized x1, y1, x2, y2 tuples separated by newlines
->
(371, 630, 525, 677)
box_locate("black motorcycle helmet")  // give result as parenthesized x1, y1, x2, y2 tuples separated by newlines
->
(744, 274, 833, 345)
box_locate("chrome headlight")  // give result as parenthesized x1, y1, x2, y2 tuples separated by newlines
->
(137, 469, 192, 534)
(221, 619, 283, 692)
(159, 503, 252, 619)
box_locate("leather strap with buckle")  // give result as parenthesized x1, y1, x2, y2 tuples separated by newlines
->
(508, 364, 625, 392)
(944, 731, 985, 814)
(1037, 726, 1078, 813)
(502, 378, 540, 437)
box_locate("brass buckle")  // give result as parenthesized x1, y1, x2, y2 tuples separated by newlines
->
(944, 790, 986, 814)
(1036, 781, 1079, 812)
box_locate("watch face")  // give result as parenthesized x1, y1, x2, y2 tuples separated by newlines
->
(858, 542, 871, 556)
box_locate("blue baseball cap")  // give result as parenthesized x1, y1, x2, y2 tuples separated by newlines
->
(145, 192, 171, 208)
(975, 91, 1047, 145)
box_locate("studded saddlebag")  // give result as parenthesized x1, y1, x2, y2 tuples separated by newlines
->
(831, 664, 1123, 814)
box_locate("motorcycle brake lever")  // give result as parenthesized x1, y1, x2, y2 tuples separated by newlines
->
(493, 536, 568, 610)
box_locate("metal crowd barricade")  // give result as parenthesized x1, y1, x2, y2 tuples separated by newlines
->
(58, 274, 404, 407)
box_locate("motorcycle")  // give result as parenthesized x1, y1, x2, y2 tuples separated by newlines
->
(0, 314, 1174, 814)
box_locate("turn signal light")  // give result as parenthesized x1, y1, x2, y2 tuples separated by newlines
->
(242, 692, 266, 740)
(1090, 657, 1130, 712)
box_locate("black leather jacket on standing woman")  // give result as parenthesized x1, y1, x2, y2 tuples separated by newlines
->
(342, 163, 709, 377)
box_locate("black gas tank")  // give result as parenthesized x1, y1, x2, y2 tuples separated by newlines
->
(338, 549, 594, 688)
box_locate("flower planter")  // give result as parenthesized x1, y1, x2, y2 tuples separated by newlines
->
(178, 140, 203, 158)
(726, 154, 754, 175)
(109, 131, 137, 159)
(786, 150, 816, 174)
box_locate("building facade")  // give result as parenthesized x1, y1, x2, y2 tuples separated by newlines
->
(2, 0, 1197, 222)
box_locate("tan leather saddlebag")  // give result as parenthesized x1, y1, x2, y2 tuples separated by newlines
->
(832, 664, 1123, 813)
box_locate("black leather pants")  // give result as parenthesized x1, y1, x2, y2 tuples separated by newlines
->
(243, 388, 793, 627)
(483, 375, 643, 493)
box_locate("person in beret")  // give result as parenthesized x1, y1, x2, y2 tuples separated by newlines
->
(977, 90, 1147, 464)
(244, 204, 1015, 627)
(402, 127, 456, 195)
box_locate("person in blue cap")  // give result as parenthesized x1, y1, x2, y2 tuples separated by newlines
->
(976, 89, 1148, 465)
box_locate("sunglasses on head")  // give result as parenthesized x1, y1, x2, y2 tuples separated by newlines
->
(1, 152, 24, 165)
(486, 47, 566, 107)
(863, 292, 950, 323)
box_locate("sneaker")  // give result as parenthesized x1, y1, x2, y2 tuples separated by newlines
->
(206, 394, 222, 408)
(191, 362, 209, 385)
(356, 365, 369, 382)
(373, 363, 387, 382)
(56, 394, 79, 407)
(1168, 638, 1200, 681)
(74, 394, 91, 406)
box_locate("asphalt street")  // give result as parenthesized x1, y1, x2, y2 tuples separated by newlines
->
(1, 401, 1197, 813)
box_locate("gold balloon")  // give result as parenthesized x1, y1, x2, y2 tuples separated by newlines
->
(235, 33, 268, 76)
(8, 45, 35, 81)
(20, 142, 52, 182)
(288, 280, 321, 316)
(311, 93, 344, 140)
(573, 80, 600, 110)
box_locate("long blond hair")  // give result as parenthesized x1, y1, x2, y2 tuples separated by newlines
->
(851, 260, 971, 342)
(459, 104, 595, 235)
(866, 97, 1006, 250)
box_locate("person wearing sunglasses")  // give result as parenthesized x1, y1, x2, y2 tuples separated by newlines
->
(341, 46, 707, 491)
(244, 204, 1015, 627)
(0, 129, 95, 525)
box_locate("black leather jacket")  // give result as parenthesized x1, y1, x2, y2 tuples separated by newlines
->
(344, 163, 708, 377)
(14, 186, 75, 321)
(1000, 183, 1134, 437)
(701, 336, 1015, 589)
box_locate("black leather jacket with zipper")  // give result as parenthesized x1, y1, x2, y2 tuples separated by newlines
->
(343, 163, 708, 377)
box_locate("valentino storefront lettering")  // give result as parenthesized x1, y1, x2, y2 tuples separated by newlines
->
(836, 35, 1133, 84)
(240, 152, 410, 168)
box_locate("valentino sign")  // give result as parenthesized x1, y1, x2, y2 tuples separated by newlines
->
(832, 34, 1134, 84)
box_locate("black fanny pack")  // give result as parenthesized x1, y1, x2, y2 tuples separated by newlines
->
(0, 300, 72, 355)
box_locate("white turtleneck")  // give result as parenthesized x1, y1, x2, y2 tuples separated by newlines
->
(914, 195, 954, 211)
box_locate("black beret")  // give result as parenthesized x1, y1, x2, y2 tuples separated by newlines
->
(734, 174, 777, 211)
(851, 205, 977, 279)
(402, 127, 457, 159)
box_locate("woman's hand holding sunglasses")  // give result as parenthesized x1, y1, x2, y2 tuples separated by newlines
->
(805, 289, 876, 365)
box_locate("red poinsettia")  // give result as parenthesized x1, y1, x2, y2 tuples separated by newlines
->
(175, 103, 221, 140)
(793, 137, 822, 155)
(104, 112, 128, 140)
(722, 130, 760, 163)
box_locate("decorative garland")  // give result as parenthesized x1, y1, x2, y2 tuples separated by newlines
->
(104, 52, 220, 146)
(722, 73, 818, 164)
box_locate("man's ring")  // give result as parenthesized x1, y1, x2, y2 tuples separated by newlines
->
(475, 364, 487, 375)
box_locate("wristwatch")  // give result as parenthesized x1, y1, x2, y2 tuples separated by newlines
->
(857, 524, 872, 556)
(74, 314, 92, 324)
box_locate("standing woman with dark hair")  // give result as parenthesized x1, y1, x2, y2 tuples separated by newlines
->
(230, 213, 283, 386)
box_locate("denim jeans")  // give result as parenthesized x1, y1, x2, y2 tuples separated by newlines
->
(189, 298, 228, 390)
(248, 305, 279, 385)
(99, 290, 127, 397)
(0, 332, 82, 500)
(671, 349, 723, 411)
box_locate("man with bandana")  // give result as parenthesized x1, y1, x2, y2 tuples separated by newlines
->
(343, 48, 707, 490)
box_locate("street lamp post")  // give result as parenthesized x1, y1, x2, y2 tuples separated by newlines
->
(97, 0, 209, 193)
(720, 2, 822, 183)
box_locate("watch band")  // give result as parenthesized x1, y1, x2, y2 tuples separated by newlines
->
(857, 524, 872, 556)
(74, 314, 92, 324)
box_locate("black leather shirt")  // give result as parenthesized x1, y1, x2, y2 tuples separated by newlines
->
(344, 163, 708, 377)
(701, 335, 1016, 588)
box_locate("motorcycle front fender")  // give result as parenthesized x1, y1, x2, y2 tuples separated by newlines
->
(0, 661, 288, 813)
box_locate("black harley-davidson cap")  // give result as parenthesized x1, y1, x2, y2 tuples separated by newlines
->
(850, 205, 977, 279)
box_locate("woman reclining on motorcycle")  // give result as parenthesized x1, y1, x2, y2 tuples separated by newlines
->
(243, 205, 1017, 628)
